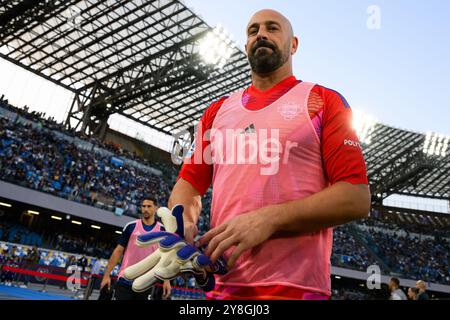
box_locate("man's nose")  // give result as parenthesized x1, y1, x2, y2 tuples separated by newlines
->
(256, 26, 269, 41)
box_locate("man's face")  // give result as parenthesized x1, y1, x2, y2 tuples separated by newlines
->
(388, 280, 395, 291)
(245, 10, 295, 74)
(416, 282, 425, 291)
(141, 199, 156, 219)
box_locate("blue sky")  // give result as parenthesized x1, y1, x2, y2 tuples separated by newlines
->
(186, 0, 450, 134)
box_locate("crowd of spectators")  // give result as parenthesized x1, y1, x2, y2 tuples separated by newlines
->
(0, 221, 43, 247)
(1, 220, 114, 259)
(331, 288, 374, 300)
(0, 96, 178, 176)
(0, 109, 173, 217)
(359, 226, 450, 285)
(331, 225, 382, 272)
(50, 233, 114, 259)
(324, 218, 449, 285)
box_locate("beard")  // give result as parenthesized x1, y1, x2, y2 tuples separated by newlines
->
(248, 39, 290, 74)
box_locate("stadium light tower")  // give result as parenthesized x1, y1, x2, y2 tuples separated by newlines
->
(198, 24, 235, 69)
(423, 132, 450, 157)
(352, 109, 377, 145)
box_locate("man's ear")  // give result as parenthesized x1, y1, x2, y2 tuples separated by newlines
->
(291, 36, 299, 55)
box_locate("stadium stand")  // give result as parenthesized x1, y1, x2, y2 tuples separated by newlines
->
(355, 219, 450, 285)
(331, 225, 383, 272)
(0, 98, 175, 217)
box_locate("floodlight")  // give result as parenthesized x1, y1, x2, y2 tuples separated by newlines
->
(423, 132, 449, 157)
(198, 25, 235, 69)
(352, 109, 377, 144)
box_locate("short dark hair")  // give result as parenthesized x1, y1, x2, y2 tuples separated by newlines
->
(390, 277, 400, 286)
(141, 195, 157, 206)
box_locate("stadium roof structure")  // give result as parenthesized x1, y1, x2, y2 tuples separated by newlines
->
(1, 1, 449, 203)
(361, 123, 450, 203)
(0, 0, 251, 136)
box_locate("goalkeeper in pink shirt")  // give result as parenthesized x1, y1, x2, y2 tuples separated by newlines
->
(125, 8, 370, 300)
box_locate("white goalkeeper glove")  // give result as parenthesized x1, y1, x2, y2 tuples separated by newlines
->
(123, 204, 227, 292)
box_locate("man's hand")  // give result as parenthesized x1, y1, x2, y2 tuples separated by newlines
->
(100, 275, 111, 290)
(184, 222, 199, 245)
(197, 207, 276, 269)
(163, 280, 171, 299)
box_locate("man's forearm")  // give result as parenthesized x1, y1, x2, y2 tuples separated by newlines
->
(267, 182, 371, 235)
(168, 178, 202, 225)
(104, 250, 121, 277)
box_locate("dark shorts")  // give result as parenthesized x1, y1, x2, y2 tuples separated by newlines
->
(113, 281, 164, 300)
